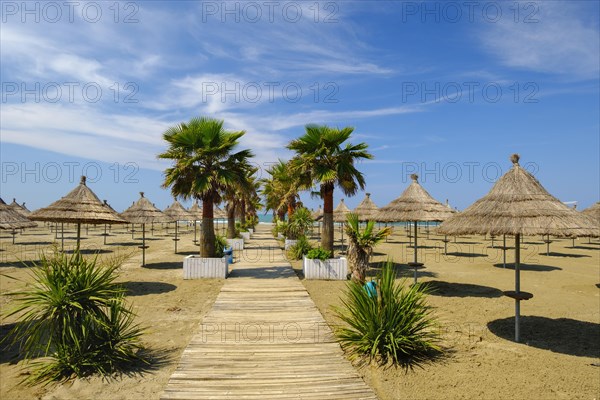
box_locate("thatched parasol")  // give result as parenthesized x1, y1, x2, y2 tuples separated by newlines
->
(375, 174, 456, 282)
(333, 199, 351, 223)
(311, 206, 323, 221)
(0, 197, 6, 205)
(9, 199, 30, 217)
(121, 192, 173, 265)
(581, 202, 600, 225)
(164, 200, 194, 253)
(438, 154, 598, 342)
(29, 176, 126, 250)
(0, 203, 37, 244)
(353, 193, 380, 222)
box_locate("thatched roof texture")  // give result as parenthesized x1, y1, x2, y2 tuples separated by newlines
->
(120, 192, 173, 224)
(581, 202, 600, 225)
(0, 203, 37, 229)
(376, 174, 456, 222)
(29, 176, 126, 225)
(353, 193, 380, 222)
(438, 155, 598, 237)
(9, 199, 30, 216)
(189, 201, 203, 220)
(164, 200, 194, 221)
(213, 205, 227, 219)
(333, 199, 351, 222)
(311, 206, 323, 221)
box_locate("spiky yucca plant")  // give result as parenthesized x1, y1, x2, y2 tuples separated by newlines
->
(2, 249, 147, 383)
(345, 213, 392, 283)
(333, 261, 441, 367)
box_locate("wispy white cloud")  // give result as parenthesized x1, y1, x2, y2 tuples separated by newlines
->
(481, 2, 599, 80)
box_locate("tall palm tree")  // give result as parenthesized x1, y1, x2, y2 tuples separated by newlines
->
(261, 159, 300, 221)
(287, 125, 372, 252)
(158, 117, 253, 257)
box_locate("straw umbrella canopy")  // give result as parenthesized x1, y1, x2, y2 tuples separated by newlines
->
(311, 206, 323, 221)
(333, 199, 351, 252)
(0, 203, 37, 244)
(333, 199, 351, 223)
(438, 154, 598, 342)
(9, 199, 29, 217)
(375, 174, 456, 282)
(29, 176, 126, 250)
(0, 197, 5, 205)
(121, 192, 173, 265)
(581, 202, 600, 225)
(163, 200, 194, 253)
(353, 193, 380, 222)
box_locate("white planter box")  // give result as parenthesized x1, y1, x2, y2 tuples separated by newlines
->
(183, 256, 228, 279)
(248, 228, 254, 234)
(240, 232, 250, 240)
(284, 239, 298, 250)
(303, 256, 347, 280)
(277, 233, 284, 239)
(226, 238, 244, 250)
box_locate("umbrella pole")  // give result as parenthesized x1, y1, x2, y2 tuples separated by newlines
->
(76, 223, 81, 253)
(11, 229, 16, 245)
(413, 221, 418, 284)
(142, 223, 146, 266)
(194, 220, 197, 243)
(503, 235, 506, 268)
(174, 222, 178, 254)
(61, 223, 65, 251)
(103, 224, 107, 245)
(514, 234, 521, 342)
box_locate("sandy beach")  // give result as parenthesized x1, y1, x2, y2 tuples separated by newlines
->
(1, 222, 599, 399)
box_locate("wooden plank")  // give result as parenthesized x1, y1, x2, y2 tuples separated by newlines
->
(160, 227, 377, 400)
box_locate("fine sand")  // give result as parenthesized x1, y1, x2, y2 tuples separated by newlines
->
(1, 222, 599, 399)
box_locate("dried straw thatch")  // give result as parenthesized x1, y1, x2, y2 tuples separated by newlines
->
(439, 154, 598, 343)
(9, 199, 30, 216)
(333, 199, 351, 223)
(0, 197, 6, 205)
(0, 203, 37, 230)
(213, 205, 227, 219)
(581, 202, 600, 225)
(120, 193, 173, 224)
(375, 174, 456, 222)
(438, 155, 598, 237)
(189, 201, 203, 220)
(163, 200, 194, 221)
(353, 193, 380, 222)
(29, 176, 127, 225)
(311, 206, 323, 221)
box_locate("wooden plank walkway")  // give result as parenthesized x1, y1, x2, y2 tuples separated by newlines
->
(160, 225, 377, 400)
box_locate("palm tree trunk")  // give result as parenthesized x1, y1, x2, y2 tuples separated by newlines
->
(227, 202, 236, 239)
(287, 202, 294, 220)
(201, 197, 216, 257)
(322, 186, 334, 253)
(240, 199, 247, 225)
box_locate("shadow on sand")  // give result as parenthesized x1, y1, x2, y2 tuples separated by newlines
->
(492, 263, 562, 272)
(426, 281, 503, 298)
(488, 316, 600, 358)
(122, 281, 177, 296)
(539, 252, 591, 258)
(142, 261, 181, 270)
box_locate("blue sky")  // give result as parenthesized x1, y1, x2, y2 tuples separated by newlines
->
(1, 1, 599, 213)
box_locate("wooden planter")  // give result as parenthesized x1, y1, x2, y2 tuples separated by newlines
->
(284, 239, 298, 250)
(303, 256, 347, 280)
(226, 238, 244, 250)
(183, 256, 229, 279)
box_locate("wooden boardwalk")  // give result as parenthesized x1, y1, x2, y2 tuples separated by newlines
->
(160, 226, 377, 400)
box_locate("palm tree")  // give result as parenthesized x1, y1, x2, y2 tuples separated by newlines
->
(224, 163, 256, 239)
(261, 159, 300, 221)
(345, 213, 392, 283)
(158, 117, 253, 257)
(287, 125, 372, 253)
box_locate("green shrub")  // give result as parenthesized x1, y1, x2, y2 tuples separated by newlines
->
(215, 234, 228, 257)
(286, 207, 314, 240)
(306, 247, 332, 261)
(2, 249, 147, 383)
(333, 261, 441, 367)
(287, 235, 314, 260)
